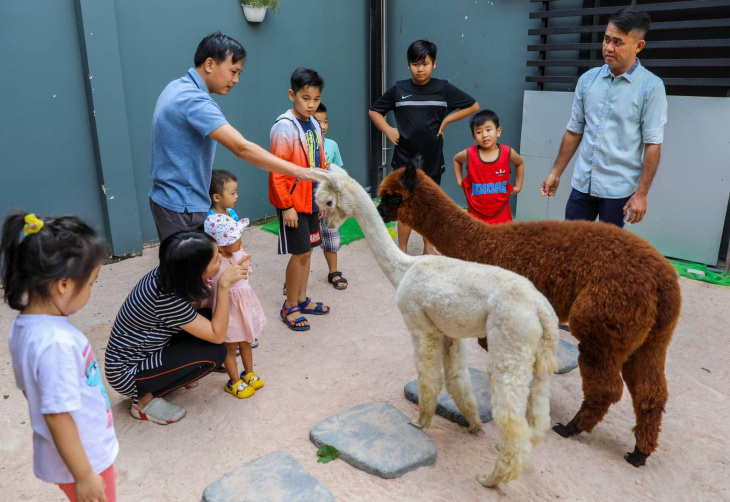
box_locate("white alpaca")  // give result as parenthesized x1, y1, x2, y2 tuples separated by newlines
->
(312, 165, 560, 487)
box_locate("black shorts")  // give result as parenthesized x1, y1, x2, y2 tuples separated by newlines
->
(390, 154, 446, 186)
(276, 210, 321, 255)
(149, 198, 206, 242)
(390, 162, 443, 186)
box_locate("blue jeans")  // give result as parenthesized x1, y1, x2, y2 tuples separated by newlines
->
(565, 188, 632, 228)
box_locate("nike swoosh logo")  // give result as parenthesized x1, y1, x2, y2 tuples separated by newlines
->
(401, 94, 412, 99)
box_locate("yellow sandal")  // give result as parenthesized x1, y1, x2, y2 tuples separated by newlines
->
(242, 371, 264, 390)
(225, 379, 255, 399)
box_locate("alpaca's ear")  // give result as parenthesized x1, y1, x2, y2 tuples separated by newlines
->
(310, 168, 330, 183)
(329, 174, 344, 192)
(317, 167, 345, 192)
(412, 154, 424, 171)
(328, 163, 347, 175)
(403, 160, 418, 192)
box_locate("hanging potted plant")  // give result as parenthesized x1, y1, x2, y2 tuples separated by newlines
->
(241, 0, 279, 23)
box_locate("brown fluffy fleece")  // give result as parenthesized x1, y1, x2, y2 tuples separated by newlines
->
(377, 161, 681, 468)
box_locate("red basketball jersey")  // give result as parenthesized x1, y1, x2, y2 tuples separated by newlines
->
(462, 144, 513, 224)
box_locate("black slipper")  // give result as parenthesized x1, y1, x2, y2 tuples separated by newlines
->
(327, 271, 348, 290)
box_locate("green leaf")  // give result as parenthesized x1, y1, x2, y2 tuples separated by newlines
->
(20, 421, 26, 425)
(316, 444, 340, 464)
(3, 395, 8, 399)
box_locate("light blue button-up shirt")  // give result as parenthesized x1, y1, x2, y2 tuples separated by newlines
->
(149, 69, 228, 213)
(567, 59, 667, 198)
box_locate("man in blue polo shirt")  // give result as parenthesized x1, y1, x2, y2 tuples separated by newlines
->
(149, 32, 315, 241)
(540, 8, 667, 227)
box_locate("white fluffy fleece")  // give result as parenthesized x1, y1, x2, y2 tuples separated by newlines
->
(312, 165, 560, 487)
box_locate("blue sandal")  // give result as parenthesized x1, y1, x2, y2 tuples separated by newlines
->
(280, 304, 310, 331)
(298, 297, 330, 315)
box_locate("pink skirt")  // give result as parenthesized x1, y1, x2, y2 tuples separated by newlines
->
(224, 282, 267, 344)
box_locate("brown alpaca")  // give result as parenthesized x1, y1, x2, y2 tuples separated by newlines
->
(377, 162, 681, 468)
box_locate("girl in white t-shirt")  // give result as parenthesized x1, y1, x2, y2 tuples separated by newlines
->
(2, 210, 118, 502)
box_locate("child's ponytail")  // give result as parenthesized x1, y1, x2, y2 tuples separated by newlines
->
(1, 209, 108, 311)
(1, 211, 28, 310)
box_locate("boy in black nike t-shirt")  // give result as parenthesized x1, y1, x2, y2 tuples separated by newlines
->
(369, 39, 479, 254)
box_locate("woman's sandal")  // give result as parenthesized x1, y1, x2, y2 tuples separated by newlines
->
(297, 297, 330, 315)
(280, 304, 310, 331)
(130, 397, 186, 425)
(327, 271, 348, 290)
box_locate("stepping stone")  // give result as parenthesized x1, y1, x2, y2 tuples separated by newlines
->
(202, 450, 334, 502)
(309, 401, 435, 479)
(556, 339, 579, 374)
(404, 367, 492, 428)
(403, 341, 579, 428)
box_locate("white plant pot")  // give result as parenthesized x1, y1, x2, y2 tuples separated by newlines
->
(242, 5, 267, 23)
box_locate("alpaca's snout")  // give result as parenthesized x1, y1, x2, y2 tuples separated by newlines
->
(377, 202, 395, 222)
(321, 208, 346, 230)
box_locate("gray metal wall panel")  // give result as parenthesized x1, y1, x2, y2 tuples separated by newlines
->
(75, 0, 143, 255)
(517, 90, 730, 265)
(0, 2, 106, 238)
(386, 1, 540, 208)
(113, 0, 370, 243)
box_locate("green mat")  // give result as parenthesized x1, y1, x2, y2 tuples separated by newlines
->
(669, 258, 730, 286)
(261, 216, 396, 245)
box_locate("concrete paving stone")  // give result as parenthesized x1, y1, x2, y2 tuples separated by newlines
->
(309, 401, 436, 479)
(556, 339, 579, 374)
(202, 450, 334, 502)
(403, 340, 578, 427)
(404, 367, 492, 428)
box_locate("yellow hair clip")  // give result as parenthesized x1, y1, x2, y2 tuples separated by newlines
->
(23, 213, 44, 236)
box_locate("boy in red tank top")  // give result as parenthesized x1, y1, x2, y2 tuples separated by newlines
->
(453, 109, 525, 224)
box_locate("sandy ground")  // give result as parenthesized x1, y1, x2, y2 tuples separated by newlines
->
(1, 226, 729, 502)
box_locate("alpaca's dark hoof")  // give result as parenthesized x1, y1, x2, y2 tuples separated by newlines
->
(553, 419, 581, 438)
(624, 446, 649, 467)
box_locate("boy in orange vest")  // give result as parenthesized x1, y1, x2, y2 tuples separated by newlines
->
(269, 68, 330, 331)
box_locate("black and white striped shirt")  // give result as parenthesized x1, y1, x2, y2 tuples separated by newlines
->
(104, 268, 197, 404)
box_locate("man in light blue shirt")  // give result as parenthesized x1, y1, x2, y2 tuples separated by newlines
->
(149, 32, 316, 242)
(541, 8, 667, 227)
